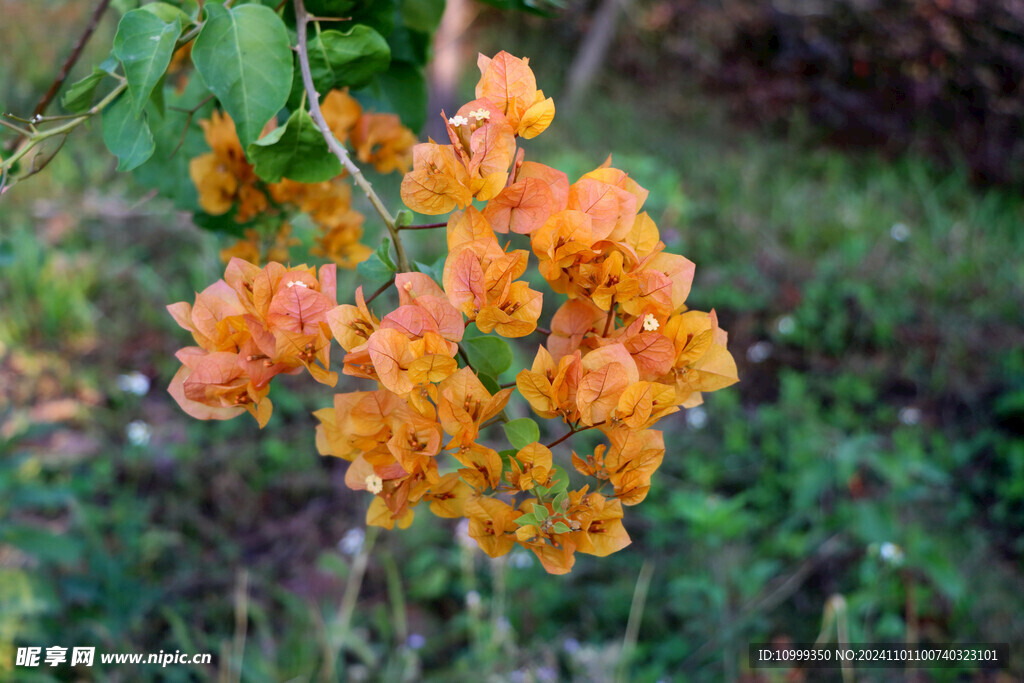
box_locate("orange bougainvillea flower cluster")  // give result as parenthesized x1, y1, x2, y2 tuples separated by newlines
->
(189, 90, 414, 268)
(168, 258, 339, 426)
(172, 51, 739, 575)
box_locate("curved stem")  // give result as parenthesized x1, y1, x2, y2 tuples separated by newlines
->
(364, 276, 395, 306)
(400, 221, 448, 231)
(1, 81, 127, 175)
(294, 0, 410, 273)
(32, 0, 113, 118)
(546, 421, 605, 449)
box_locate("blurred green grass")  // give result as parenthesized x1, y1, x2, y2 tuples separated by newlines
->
(3, 4, 1024, 682)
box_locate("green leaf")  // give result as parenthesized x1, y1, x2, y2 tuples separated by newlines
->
(551, 521, 572, 534)
(307, 0, 357, 16)
(478, 373, 501, 395)
(531, 503, 549, 521)
(113, 8, 183, 117)
(247, 108, 341, 183)
(192, 208, 248, 237)
(461, 336, 513, 377)
(350, 0, 397, 36)
(2, 526, 84, 566)
(553, 489, 569, 513)
(102, 93, 155, 171)
(360, 61, 427, 132)
(375, 237, 397, 271)
(400, 0, 445, 33)
(312, 26, 391, 90)
(132, 78, 214, 209)
(504, 418, 540, 450)
(191, 3, 292, 147)
(514, 513, 537, 527)
(536, 464, 570, 497)
(62, 68, 110, 113)
(386, 24, 430, 65)
(140, 1, 192, 24)
(357, 251, 395, 286)
(286, 26, 391, 110)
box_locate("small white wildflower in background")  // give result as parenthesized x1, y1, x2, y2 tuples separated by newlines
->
(455, 518, 475, 550)
(746, 341, 772, 363)
(365, 474, 383, 494)
(465, 590, 481, 609)
(494, 616, 511, 635)
(117, 371, 151, 396)
(563, 638, 580, 654)
(338, 528, 365, 556)
(899, 406, 922, 426)
(879, 541, 905, 566)
(406, 633, 426, 650)
(642, 313, 660, 331)
(126, 420, 151, 446)
(448, 115, 469, 126)
(686, 406, 707, 430)
(776, 315, 796, 336)
(890, 222, 911, 242)
(509, 549, 533, 568)
(537, 666, 557, 681)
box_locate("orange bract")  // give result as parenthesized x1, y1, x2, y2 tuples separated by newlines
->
(168, 259, 340, 426)
(172, 50, 740, 575)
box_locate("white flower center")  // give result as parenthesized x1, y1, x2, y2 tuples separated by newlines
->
(642, 313, 659, 331)
(286, 280, 308, 288)
(365, 474, 384, 494)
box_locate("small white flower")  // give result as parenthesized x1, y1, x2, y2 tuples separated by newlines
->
(338, 528, 365, 555)
(642, 313, 660, 331)
(899, 406, 922, 426)
(455, 518, 475, 549)
(448, 115, 469, 127)
(468, 108, 491, 121)
(286, 280, 308, 288)
(509, 549, 533, 568)
(117, 371, 151, 396)
(879, 541, 905, 566)
(126, 420, 151, 446)
(890, 222, 911, 242)
(365, 473, 383, 494)
(406, 633, 426, 650)
(776, 315, 796, 336)
(746, 341, 772, 364)
(686, 406, 707, 430)
(465, 590, 481, 609)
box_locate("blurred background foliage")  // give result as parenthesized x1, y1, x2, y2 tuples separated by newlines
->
(1, 0, 1023, 681)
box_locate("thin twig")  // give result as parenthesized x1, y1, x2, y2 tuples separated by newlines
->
(534, 326, 551, 336)
(32, 0, 113, 118)
(321, 525, 379, 680)
(365, 277, 395, 305)
(169, 93, 215, 158)
(458, 345, 474, 371)
(546, 421, 605, 449)
(400, 221, 448, 231)
(231, 569, 249, 683)
(603, 298, 616, 336)
(615, 560, 654, 683)
(0, 118, 32, 137)
(293, 0, 410, 273)
(1, 81, 127, 174)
